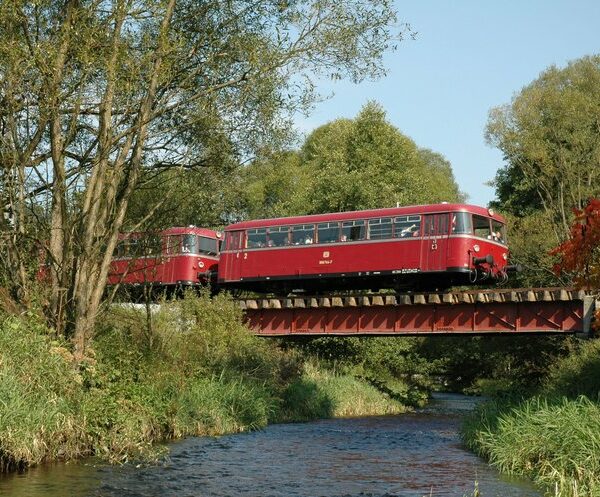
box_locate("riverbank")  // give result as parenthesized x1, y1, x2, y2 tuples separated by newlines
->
(462, 338, 600, 496)
(0, 293, 409, 472)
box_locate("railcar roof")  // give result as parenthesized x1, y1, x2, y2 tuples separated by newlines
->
(225, 204, 506, 230)
(119, 226, 221, 238)
(162, 226, 221, 238)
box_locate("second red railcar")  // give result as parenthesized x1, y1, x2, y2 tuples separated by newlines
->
(108, 226, 221, 296)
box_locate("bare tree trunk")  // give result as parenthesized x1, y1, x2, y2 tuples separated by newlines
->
(71, 0, 176, 360)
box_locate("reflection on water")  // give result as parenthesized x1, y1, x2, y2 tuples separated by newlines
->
(0, 393, 540, 497)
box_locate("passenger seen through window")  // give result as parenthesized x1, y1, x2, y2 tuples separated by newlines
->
(341, 220, 366, 241)
(291, 224, 315, 245)
(394, 216, 421, 237)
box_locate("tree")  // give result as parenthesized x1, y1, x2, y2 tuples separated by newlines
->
(552, 199, 600, 290)
(487, 55, 600, 242)
(238, 102, 464, 218)
(0, 0, 401, 359)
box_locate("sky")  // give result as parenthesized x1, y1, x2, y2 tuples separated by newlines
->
(295, 0, 600, 207)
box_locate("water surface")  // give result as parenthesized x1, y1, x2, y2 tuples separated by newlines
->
(0, 393, 541, 497)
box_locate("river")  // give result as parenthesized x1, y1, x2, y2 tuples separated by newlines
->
(0, 393, 541, 497)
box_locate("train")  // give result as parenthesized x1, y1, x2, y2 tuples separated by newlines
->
(108, 203, 517, 296)
(108, 226, 221, 297)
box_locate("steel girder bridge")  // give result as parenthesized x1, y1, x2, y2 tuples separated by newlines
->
(237, 288, 597, 338)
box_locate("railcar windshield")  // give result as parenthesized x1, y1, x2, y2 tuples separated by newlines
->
(451, 212, 472, 234)
(181, 234, 196, 253)
(198, 236, 219, 255)
(473, 215, 492, 239)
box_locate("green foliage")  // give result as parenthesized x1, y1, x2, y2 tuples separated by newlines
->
(542, 339, 600, 400)
(125, 166, 243, 230)
(0, 315, 86, 470)
(488, 55, 600, 240)
(236, 102, 464, 219)
(464, 396, 600, 496)
(499, 211, 565, 287)
(488, 55, 600, 287)
(0, 0, 402, 349)
(464, 338, 600, 496)
(418, 335, 574, 394)
(285, 336, 432, 407)
(280, 362, 407, 421)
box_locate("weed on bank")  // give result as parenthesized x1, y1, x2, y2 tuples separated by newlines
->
(463, 339, 600, 497)
(0, 293, 408, 472)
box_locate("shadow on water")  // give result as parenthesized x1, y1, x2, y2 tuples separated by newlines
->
(0, 393, 541, 497)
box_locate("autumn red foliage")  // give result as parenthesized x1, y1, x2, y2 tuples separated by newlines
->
(552, 199, 600, 288)
(551, 199, 600, 330)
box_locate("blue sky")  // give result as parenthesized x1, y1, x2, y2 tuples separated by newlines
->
(295, 0, 600, 207)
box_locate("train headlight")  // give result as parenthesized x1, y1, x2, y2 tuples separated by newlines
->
(502, 253, 508, 261)
(473, 244, 480, 253)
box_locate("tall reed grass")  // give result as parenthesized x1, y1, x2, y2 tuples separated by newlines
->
(463, 338, 600, 497)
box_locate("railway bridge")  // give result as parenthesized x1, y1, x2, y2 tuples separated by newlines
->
(237, 288, 598, 338)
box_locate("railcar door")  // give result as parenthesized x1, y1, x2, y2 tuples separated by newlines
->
(420, 213, 449, 272)
(223, 230, 244, 282)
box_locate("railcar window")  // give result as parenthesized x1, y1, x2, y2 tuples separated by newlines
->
(368, 218, 393, 240)
(451, 212, 472, 234)
(127, 238, 143, 256)
(473, 215, 492, 239)
(438, 214, 449, 235)
(267, 226, 290, 247)
(291, 224, 316, 245)
(247, 228, 267, 248)
(114, 241, 126, 257)
(341, 220, 366, 241)
(491, 220, 507, 244)
(198, 236, 219, 255)
(394, 215, 421, 238)
(167, 235, 181, 254)
(139, 235, 161, 255)
(317, 222, 339, 243)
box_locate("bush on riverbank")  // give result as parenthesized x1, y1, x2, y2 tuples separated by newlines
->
(463, 338, 600, 496)
(0, 314, 87, 471)
(279, 361, 407, 421)
(0, 293, 411, 471)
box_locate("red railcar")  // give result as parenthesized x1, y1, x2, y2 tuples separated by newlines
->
(108, 226, 221, 295)
(218, 204, 515, 293)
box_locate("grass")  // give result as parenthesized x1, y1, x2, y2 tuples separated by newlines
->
(279, 361, 408, 421)
(463, 338, 600, 497)
(0, 293, 411, 471)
